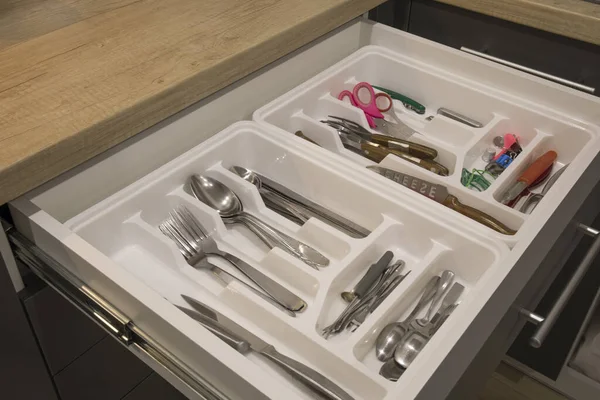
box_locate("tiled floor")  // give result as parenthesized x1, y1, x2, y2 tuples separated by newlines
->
(479, 363, 568, 400)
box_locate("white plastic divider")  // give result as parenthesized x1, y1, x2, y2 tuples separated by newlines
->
(60, 122, 507, 399)
(253, 45, 597, 244)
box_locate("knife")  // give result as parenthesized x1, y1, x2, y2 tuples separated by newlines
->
(230, 166, 370, 238)
(338, 132, 449, 176)
(180, 295, 355, 400)
(367, 166, 516, 235)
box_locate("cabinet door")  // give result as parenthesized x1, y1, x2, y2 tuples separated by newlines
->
(24, 284, 107, 375)
(0, 235, 57, 400)
(408, 0, 600, 96)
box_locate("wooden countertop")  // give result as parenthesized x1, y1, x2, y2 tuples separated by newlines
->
(2, 0, 598, 206)
(0, 0, 383, 205)
(438, 0, 600, 46)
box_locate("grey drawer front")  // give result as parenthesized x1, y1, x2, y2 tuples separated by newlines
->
(0, 246, 57, 400)
(408, 0, 600, 95)
(54, 336, 151, 400)
(24, 285, 106, 375)
(123, 373, 188, 400)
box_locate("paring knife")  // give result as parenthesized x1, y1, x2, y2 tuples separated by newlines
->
(338, 132, 449, 176)
(323, 116, 438, 160)
(180, 295, 355, 400)
(368, 166, 516, 235)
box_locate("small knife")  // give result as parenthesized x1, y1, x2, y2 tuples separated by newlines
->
(181, 295, 355, 400)
(367, 166, 516, 235)
(339, 133, 449, 176)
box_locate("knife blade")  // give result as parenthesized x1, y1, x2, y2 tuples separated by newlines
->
(367, 166, 516, 235)
(175, 305, 250, 353)
(181, 295, 355, 400)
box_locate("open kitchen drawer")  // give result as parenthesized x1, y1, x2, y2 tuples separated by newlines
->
(6, 19, 600, 400)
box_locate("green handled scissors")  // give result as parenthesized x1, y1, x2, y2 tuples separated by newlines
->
(372, 85, 426, 115)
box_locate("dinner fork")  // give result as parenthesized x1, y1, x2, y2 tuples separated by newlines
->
(159, 207, 307, 315)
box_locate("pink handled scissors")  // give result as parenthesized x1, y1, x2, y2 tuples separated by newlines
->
(338, 82, 393, 128)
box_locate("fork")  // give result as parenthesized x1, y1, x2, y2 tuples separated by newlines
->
(159, 207, 307, 315)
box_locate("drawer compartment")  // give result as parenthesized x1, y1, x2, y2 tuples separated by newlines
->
(254, 42, 598, 244)
(46, 121, 506, 399)
(8, 19, 600, 400)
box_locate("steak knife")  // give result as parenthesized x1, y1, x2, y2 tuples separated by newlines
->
(180, 295, 355, 400)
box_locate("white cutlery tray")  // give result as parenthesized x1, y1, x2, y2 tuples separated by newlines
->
(64, 121, 507, 399)
(253, 45, 598, 244)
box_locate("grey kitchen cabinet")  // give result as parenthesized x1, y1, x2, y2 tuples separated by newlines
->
(406, 0, 600, 96)
(53, 335, 152, 400)
(23, 283, 107, 375)
(123, 373, 189, 400)
(0, 244, 58, 400)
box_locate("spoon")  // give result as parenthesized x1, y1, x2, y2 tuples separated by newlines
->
(190, 174, 329, 269)
(417, 270, 454, 325)
(379, 358, 404, 382)
(394, 332, 427, 369)
(394, 302, 460, 370)
(375, 275, 440, 361)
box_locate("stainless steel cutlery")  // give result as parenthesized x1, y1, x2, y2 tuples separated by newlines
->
(322, 252, 411, 338)
(230, 166, 370, 238)
(375, 271, 464, 380)
(159, 206, 306, 315)
(190, 174, 329, 270)
(180, 294, 355, 400)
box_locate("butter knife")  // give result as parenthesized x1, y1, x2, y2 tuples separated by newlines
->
(181, 295, 355, 400)
(230, 166, 370, 238)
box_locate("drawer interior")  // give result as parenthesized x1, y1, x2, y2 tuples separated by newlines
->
(59, 122, 505, 399)
(254, 45, 597, 242)
(10, 19, 600, 400)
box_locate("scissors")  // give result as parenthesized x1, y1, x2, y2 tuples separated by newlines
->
(338, 82, 392, 128)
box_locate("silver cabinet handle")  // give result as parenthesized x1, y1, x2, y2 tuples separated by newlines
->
(3, 223, 228, 400)
(460, 47, 596, 94)
(519, 223, 600, 348)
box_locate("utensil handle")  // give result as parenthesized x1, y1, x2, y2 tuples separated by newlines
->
(354, 251, 394, 296)
(389, 151, 449, 176)
(371, 85, 426, 114)
(218, 254, 306, 313)
(425, 270, 454, 321)
(442, 195, 516, 235)
(260, 345, 355, 400)
(403, 275, 440, 323)
(215, 252, 306, 317)
(372, 272, 410, 311)
(359, 142, 392, 163)
(256, 174, 370, 238)
(240, 213, 329, 269)
(370, 134, 438, 160)
(520, 151, 558, 185)
(261, 191, 311, 223)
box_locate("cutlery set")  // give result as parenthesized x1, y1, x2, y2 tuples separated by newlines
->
(374, 271, 465, 381)
(155, 161, 467, 397)
(322, 252, 411, 338)
(60, 39, 586, 399)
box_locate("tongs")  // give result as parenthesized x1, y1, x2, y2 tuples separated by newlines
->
(323, 116, 437, 160)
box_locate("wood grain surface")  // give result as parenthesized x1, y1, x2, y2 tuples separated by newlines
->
(0, 0, 383, 205)
(437, 0, 600, 46)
